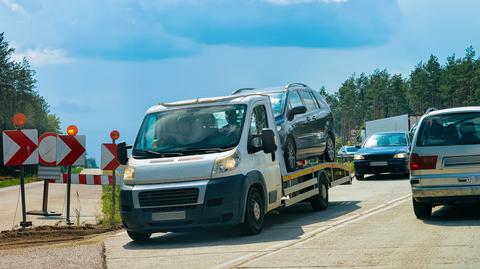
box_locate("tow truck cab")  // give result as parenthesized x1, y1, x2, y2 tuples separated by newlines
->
(119, 95, 286, 239)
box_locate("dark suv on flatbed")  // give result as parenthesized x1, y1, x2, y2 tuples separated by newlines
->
(233, 83, 335, 171)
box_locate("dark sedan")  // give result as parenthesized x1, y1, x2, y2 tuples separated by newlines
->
(354, 132, 410, 180)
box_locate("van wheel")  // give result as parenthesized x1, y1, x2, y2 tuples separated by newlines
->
(412, 198, 432, 219)
(311, 173, 329, 211)
(242, 187, 264, 235)
(324, 134, 335, 162)
(127, 231, 152, 242)
(284, 138, 297, 172)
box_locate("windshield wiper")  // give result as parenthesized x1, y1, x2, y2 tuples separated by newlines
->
(133, 149, 183, 158)
(179, 147, 232, 154)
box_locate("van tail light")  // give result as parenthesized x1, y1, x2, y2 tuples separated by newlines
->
(409, 153, 437, 170)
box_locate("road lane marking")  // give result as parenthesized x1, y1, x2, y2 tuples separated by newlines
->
(212, 193, 412, 269)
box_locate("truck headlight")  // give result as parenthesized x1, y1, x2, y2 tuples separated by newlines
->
(212, 150, 241, 175)
(354, 154, 365, 160)
(393, 153, 408, 159)
(123, 165, 135, 184)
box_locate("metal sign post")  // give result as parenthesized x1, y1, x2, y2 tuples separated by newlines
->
(101, 130, 121, 225)
(110, 130, 120, 225)
(66, 165, 73, 225)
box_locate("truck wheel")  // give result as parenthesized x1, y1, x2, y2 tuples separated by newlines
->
(242, 187, 264, 235)
(355, 174, 364, 181)
(284, 138, 297, 172)
(127, 231, 152, 242)
(324, 135, 335, 162)
(311, 173, 329, 211)
(412, 198, 432, 219)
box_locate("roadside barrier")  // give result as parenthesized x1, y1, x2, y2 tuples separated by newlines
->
(48, 173, 121, 185)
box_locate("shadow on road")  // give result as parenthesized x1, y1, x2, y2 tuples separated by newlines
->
(359, 174, 409, 181)
(423, 203, 480, 226)
(122, 200, 361, 249)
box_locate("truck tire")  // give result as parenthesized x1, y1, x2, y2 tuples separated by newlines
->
(311, 173, 329, 211)
(324, 134, 335, 162)
(412, 198, 432, 219)
(242, 187, 264, 235)
(127, 231, 152, 242)
(284, 138, 297, 172)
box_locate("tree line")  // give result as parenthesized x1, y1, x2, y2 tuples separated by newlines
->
(0, 33, 61, 175)
(321, 46, 480, 144)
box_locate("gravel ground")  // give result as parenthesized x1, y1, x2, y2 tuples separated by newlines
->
(0, 241, 105, 269)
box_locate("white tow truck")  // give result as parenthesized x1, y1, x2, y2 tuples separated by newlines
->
(117, 93, 351, 241)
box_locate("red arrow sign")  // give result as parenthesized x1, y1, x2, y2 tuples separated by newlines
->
(57, 135, 86, 166)
(101, 143, 120, 170)
(2, 130, 39, 166)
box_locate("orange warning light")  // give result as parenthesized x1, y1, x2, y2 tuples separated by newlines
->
(12, 113, 26, 127)
(110, 130, 120, 141)
(66, 125, 78, 136)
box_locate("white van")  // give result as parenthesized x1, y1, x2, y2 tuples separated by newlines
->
(118, 94, 351, 241)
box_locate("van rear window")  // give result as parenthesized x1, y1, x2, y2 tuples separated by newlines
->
(417, 112, 480, 146)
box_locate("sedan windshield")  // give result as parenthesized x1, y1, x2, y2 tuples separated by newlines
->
(133, 105, 246, 158)
(364, 133, 408, 148)
(267, 92, 285, 117)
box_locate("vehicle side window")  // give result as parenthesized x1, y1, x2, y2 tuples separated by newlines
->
(250, 105, 269, 147)
(288, 90, 303, 110)
(312, 90, 329, 109)
(299, 90, 318, 111)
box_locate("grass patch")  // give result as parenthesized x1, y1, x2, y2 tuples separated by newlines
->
(100, 185, 121, 225)
(0, 177, 38, 188)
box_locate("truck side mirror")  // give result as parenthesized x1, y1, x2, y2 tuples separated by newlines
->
(287, 106, 307, 121)
(117, 141, 132, 165)
(262, 128, 277, 161)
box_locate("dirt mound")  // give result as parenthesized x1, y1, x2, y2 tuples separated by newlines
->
(0, 225, 121, 249)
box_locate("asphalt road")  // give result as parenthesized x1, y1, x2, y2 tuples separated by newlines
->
(105, 174, 480, 268)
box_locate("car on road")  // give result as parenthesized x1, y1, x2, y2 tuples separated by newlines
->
(233, 83, 336, 171)
(337, 145, 359, 161)
(353, 131, 410, 180)
(410, 107, 480, 219)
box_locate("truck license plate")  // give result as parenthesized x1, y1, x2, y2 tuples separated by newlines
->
(151, 211, 186, 221)
(370, 161, 387, 166)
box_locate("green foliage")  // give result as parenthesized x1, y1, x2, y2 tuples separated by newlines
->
(46, 114, 61, 133)
(323, 46, 480, 145)
(101, 185, 121, 225)
(0, 33, 57, 175)
(0, 176, 37, 188)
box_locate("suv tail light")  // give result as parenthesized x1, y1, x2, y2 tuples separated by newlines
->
(409, 153, 437, 170)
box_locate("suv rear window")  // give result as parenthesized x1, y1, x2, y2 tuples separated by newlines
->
(417, 112, 480, 146)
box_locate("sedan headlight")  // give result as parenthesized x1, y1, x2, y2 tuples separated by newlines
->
(354, 154, 365, 160)
(212, 150, 241, 175)
(393, 153, 408, 159)
(123, 165, 135, 184)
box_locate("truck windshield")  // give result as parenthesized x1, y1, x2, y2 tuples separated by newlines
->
(364, 133, 408, 148)
(133, 104, 246, 158)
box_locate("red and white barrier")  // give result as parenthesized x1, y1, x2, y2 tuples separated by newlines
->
(48, 173, 121, 185)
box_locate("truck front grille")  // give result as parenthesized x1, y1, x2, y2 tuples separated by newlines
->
(138, 188, 199, 207)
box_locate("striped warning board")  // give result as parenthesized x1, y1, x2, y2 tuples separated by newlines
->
(48, 173, 121, 185)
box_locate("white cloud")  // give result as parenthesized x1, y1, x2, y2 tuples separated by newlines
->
(264, 0, 348, 5)
(2, 0, 27, 14)
(13, 48, 72, 66)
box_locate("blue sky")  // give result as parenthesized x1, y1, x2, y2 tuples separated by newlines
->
(1, 0, 480, 162)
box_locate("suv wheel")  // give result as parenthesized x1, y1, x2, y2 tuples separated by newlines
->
(324, 134, 335, 162)
(242, 187, 264, 235)
(412, 198, 432, 219)
(127, 231, 152, 242)
(284, 138, 297, 172)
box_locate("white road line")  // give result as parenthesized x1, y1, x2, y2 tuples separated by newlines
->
(212, 193, 412, 269)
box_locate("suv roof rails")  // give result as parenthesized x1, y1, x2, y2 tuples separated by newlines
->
(231, 87, 256, 95)
(425, 107, 437, 114)
(285, 83, 308, 90)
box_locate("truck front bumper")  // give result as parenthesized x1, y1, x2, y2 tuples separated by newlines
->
(412, 185, 480, 204)
(120, 174, 246, 233)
